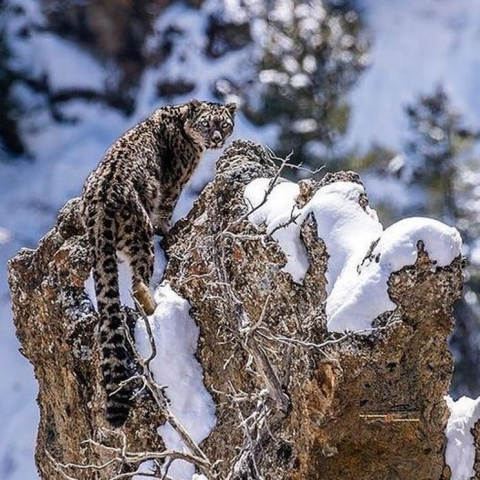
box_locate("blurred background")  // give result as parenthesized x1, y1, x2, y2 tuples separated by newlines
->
(2, 0, 480, 478)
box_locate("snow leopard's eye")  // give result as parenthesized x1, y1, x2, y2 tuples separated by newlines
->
(221, 121, 230, 130)
(201, 120, 209, 128)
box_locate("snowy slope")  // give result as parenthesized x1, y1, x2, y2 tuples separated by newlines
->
(2, 1, 480, 479)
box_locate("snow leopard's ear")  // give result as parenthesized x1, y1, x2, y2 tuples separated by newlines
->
(226, 102, 238, 116)
(189, 98, 202, 112)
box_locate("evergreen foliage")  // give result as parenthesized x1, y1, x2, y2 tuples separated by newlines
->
(0, 9, 24, 158)
(244, 0, 369, 165)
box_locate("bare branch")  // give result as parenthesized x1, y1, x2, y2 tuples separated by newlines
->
(126, 297, 214, 476)
(226, 150, 295, 230)
(262, 145, 325, 176)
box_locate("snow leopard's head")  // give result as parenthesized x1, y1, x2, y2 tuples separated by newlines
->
(186, 99, 237, 149)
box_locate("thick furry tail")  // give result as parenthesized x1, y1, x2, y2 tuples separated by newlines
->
(91, 206, 132, 428)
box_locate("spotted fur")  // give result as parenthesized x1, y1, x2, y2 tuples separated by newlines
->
(81, 99, 236, 427)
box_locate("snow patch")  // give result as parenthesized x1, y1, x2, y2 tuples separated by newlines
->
(445, 395, 480, 480)
(326, 216, 461, 332)
(347, 0, 480, 151)
(244, 178, 308, 283)
(135, 283, 216, 480)
(133, 461, 156, 480)
(306, 182, 382, 297)
(0, 227, 11, 244)
(244, 178, 462, 332)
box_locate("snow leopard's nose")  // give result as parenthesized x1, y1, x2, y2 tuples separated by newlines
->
(212, 131, 222, 143)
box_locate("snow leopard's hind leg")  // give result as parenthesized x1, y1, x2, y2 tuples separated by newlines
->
(117, 200, 156, 316)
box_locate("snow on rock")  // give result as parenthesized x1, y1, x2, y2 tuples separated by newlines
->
(305, 182, 382, 296)
(244, 178, 462, 332)
(244, 178, 308, 283)
(132, 461, 156, 480)
(326, 216, 461, 332)
(445, 395, 480, 480)
(135, 283, 216, 480)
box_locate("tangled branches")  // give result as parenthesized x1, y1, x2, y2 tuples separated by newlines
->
(46, 145, 401, 480)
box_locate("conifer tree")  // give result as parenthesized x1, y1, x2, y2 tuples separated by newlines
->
(244, 0, 369, 167)
(398, 87, 480, 396)
(0, 10, 24, 159)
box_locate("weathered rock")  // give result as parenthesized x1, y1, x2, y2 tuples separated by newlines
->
(471, 418, 480, 478)
(8, 199, 164, 479)
(9, 140, 464, 479)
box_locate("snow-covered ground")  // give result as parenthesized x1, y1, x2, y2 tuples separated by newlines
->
(2, 0, 480, 478)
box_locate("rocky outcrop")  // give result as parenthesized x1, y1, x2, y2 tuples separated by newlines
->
(8, 199, 165, 479)
(9, 140, 464, 479)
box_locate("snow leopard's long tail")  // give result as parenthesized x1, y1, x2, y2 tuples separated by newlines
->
(90, 204, 132, 428)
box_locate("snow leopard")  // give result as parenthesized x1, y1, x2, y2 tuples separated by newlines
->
(81, 99, 237, 427)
